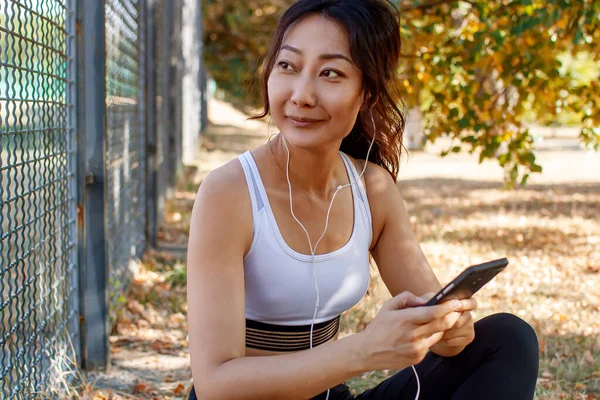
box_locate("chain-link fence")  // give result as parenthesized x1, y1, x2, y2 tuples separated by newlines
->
(104, 0, 148, 314)
(1, 0, 79, 397)
(1, 0, 205, 397)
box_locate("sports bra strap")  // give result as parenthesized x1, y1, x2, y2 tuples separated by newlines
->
(339, 153, 371, 217)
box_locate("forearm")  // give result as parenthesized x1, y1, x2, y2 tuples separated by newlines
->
(198, 333, 367, 400)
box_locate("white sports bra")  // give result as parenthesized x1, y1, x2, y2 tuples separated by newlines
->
(238, 150, 373, 335)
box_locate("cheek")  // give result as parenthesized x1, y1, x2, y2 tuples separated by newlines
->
(324, 88, 363, 126)
(267, 75, 288, 111)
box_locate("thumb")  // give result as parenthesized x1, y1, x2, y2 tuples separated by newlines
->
(381, 291, 425, 312)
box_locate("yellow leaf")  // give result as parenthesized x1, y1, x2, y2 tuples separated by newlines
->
(525, 36, 536, 47)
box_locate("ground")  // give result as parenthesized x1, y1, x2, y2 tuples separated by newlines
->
(80, 99, 600, 400)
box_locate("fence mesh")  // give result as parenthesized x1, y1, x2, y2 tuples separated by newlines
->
(154, 0, 170, 237)
(104, 0, 147, 314)
(0, 0, 79, 398)
(1, 0, 200, 396)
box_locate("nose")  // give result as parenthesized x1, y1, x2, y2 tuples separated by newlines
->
(290, 75, 317, 108)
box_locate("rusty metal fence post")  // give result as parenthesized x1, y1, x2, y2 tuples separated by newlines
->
(76, 0, 109, 372)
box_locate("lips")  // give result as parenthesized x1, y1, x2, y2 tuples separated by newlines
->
(287, 116, 323, 123)
(287, 116, 324, 128)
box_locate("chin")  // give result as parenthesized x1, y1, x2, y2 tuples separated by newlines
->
(283, 129, 329, 151)
(281, 122, 342, 150)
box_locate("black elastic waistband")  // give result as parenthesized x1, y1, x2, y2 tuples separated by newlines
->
(245, 316, 340, 352)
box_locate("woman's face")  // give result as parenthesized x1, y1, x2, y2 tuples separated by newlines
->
(267, 14, 364, 150)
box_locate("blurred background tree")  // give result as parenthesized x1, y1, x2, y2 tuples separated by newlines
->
(202, 0, 599, 185)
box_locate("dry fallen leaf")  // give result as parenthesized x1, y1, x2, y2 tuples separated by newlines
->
(151, 340, 172, 351)
(584, 350, 594, 365)
(134, 381, 152, 394)
(542, 371, 554, 378)
(173, 383, 187, 394)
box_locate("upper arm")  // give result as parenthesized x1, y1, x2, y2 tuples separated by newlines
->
(364, 164, 442, 297)
(186, 160, 253, 383)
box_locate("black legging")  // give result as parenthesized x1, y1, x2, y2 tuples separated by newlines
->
(188, 313, 539, 400)
(314, 313, 539, 400)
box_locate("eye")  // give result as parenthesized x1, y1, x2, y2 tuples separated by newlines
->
(277, 61, 293, 71)
(322, 69, 343, 78)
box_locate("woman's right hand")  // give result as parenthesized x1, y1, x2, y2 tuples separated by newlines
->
(356, 291, 465, 371)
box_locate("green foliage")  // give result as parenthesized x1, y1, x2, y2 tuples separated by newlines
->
(402, 0, 600, 185)
(165, 262, 187, 287)
(203, 0, 600, 185)
(203, 1, 291, 108)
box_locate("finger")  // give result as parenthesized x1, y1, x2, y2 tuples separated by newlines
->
(419, 292, 437, 302)
(421, 330, 446, 349)
(441, 326, 468, 340)
(405, 300, 462, 324)
(441, 336, 472, 348)
(442, 317, 474, 340)
(459, 298, 477, 312)
(442, 330, 472, 341)
(381, 291, 422, 312)
(445, 324, 475, 344)
(453, 311, 472, 329)
(406, 295, 428, 308)
(413, 311, 462, 338)
(443, 311, 470, 333)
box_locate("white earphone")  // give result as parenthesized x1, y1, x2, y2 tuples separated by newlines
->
(280, 109, 420, 400)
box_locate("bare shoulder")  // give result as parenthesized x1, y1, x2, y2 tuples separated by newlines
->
(196, 157, 247, 202)
(344, 154, 399, 249)
(343, 154, 396, 200)
(191, 157, 253, 253)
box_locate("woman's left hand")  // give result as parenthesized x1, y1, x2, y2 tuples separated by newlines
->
(420, 293, 477, 357)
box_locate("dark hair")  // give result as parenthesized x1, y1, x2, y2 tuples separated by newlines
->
(251, 0, 406, 180)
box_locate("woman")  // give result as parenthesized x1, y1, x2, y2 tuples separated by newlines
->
(186, 1, 539, 399)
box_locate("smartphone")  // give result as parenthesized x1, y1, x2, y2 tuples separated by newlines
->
(424, 258, 509, 307)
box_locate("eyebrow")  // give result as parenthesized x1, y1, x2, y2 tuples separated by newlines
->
(280, 45, 354, 65)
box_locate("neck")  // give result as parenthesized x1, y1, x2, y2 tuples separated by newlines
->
(271, 134, 344, 197)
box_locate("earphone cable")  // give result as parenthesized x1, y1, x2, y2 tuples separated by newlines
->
(281, 111, 377, 400)
(412, 365, 421, 400)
